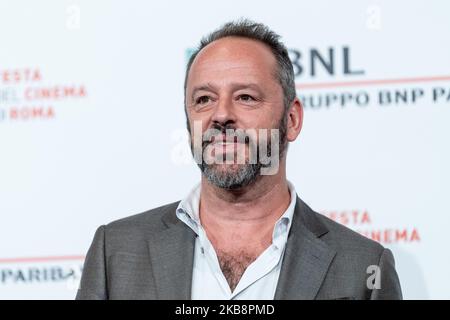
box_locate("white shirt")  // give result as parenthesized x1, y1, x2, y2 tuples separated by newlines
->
(176, 181, 297, 300)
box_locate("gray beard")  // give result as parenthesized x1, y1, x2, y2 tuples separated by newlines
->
(197, 122, 287, 190)
(197, 161, 262, 190)
(190, 111, 288, 190)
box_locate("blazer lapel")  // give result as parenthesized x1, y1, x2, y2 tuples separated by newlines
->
(147, 204, 196, 300)
(274, 197, 336, 300)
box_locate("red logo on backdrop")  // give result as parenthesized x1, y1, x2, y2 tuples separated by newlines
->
(321, 209, 421, 244)
(0, 68, 87, 122)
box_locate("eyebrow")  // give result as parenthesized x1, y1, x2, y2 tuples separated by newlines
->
(190, 82, 263, 99)
(191, 83, 217, 100)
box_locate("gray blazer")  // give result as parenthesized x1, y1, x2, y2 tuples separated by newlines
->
(76, 196, 402, 300)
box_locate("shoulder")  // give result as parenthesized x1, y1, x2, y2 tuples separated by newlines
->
(106, 200, 180, 231)
(99, 201, 181, 255)
(317, 212, 384, 254)
(297, 199, 401, 299)
(298, 198, 385, 257)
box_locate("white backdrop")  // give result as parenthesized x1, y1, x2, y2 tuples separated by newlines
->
(0, 0, 449, 299)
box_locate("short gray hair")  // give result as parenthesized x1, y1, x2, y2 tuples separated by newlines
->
(184, 19, 296, 111)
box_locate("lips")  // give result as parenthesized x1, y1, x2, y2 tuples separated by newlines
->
(209, 135, 245, 153)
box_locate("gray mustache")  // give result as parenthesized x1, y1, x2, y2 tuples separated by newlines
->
(202, 128, 252, 149)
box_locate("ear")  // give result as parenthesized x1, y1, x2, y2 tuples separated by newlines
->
(286, 97, 303, 142)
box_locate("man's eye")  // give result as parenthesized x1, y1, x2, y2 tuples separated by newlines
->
(238, 94, 255, 102)
(196, 96, 211, 105)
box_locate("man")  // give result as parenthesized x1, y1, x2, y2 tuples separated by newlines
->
(76, 20, 402, 300)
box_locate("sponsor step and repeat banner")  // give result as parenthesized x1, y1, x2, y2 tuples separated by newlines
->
(0, 0, 449, 299)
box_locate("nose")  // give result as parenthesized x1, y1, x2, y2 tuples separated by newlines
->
(210, 95, 237, 128)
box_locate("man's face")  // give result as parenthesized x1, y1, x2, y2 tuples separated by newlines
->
(185, 37, 287, 189)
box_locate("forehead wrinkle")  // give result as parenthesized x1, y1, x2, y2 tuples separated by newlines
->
(191, 65, 274, 90)
(193, 63, 269, 77)
(192, 82, 263, 95)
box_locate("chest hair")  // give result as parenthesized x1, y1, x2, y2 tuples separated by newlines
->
(217, 249, 259, 292)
